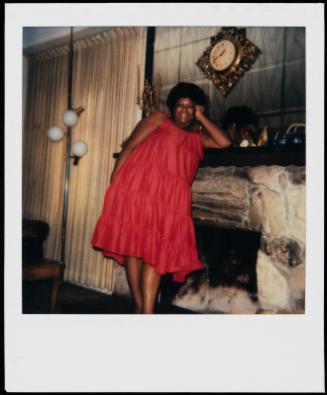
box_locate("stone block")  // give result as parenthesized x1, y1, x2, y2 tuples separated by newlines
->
(228, 288, 258, 314)
(193, 167, 248, 198)
(248, 166, 286, 193)
(192, 167, 250, 229)
(208, 286, 258, 314)
(258, 188, 288, 235)
(288, 263, 305, 310)
(233, 167, 252, 181)
(192, 192, 246, 210)
(172, 280, 209, 312)
(261, 236, 305, 267)
(192, 177, 248, 201)
(256, 251, 292, 310)
(292, 184, 306, 222)
(286, 166, 305, 185)
(289, 219, 306, 247)
(248, 190, 264, 231)
(192, 208, 240, 222)
(196, 166, 236, 180)
(173, 283, 258, 314)
(287, 184, 306, 243)
(192, 211, 249, 231)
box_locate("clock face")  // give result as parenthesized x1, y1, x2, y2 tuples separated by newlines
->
(209, 39, 237, 72)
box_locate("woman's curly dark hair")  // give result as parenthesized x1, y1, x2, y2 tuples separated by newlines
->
(166, 82, 207, 115)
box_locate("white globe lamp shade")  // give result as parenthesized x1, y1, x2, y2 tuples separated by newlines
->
(63, 110, 79, 127)
(47, 126, 65, 142)
(72, 140, 88, 157)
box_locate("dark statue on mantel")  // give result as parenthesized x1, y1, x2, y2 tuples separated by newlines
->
(221, 106, 259, 147)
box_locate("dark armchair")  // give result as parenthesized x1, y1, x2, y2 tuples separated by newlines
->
(22, 219, 64, 313)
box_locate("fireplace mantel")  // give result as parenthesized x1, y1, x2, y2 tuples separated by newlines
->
(200, 146, 305, 167)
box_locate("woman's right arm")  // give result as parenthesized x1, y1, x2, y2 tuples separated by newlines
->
(110, 111, 165, 183)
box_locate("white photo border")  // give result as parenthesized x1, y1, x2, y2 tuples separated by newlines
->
(5, 3, 325, 392)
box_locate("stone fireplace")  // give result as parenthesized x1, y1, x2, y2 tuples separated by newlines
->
(113, 154, 305, 314)
(169, 164, 305, 314)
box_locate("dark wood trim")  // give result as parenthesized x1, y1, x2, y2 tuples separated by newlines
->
(144, 27, 155, 84)
(200, 146, 305, 167)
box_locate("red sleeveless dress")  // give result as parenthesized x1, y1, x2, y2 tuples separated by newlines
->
(91, 112, 205, 282)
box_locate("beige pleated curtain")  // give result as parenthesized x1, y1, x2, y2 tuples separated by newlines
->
(23, 27, 147, 293)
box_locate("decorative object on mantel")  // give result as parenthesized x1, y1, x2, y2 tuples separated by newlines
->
(257, 125, 269, 147)
(221, 106, 259, 147)
(196, 27, 261, 96)
(272, 123, 306, 147)
(46, 27, 88, 266)
(239, 138, 256, 148)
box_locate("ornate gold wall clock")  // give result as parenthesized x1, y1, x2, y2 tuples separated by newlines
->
(196, 27, 261, 96)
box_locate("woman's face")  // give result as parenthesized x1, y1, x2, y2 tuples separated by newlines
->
(173, 97, 195, 128)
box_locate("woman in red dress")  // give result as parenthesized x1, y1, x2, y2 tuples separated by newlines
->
(91, 82, 231, 314)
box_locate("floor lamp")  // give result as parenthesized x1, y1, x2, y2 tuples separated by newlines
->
(47, 27, 88, 267)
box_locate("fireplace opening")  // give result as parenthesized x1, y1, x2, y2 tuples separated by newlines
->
(160, 223, 262, 308)
(195, 224, 261, 294)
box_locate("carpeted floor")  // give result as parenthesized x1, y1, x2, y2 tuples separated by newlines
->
(22, 280, 198, 314)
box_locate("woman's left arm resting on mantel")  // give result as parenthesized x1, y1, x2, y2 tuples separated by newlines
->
(195, 105, 232, 149)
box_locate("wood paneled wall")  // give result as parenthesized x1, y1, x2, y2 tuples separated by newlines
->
(152, 27, 305, 132)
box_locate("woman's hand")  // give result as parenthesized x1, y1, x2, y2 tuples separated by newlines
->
(194, 106, 232, 149)
(194, 105, 205, 121)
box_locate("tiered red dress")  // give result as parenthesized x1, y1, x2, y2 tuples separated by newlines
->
(91, 112, 205, 282)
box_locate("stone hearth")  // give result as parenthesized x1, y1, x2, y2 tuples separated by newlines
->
(171, 165, 305, 313)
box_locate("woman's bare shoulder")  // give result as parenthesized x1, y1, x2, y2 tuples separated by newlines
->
(143, 111, 168, 128)
(147, 111, 168, 121)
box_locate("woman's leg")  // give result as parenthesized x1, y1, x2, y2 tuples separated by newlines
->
(125, 256, 143, 313)
(142, 263, 161, 314)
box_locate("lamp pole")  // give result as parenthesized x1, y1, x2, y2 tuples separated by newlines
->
(60, 27, 74, 266)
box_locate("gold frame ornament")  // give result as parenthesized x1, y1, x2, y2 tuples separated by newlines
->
(140, 79, 160, 118)
(196, 27, 261, 97)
